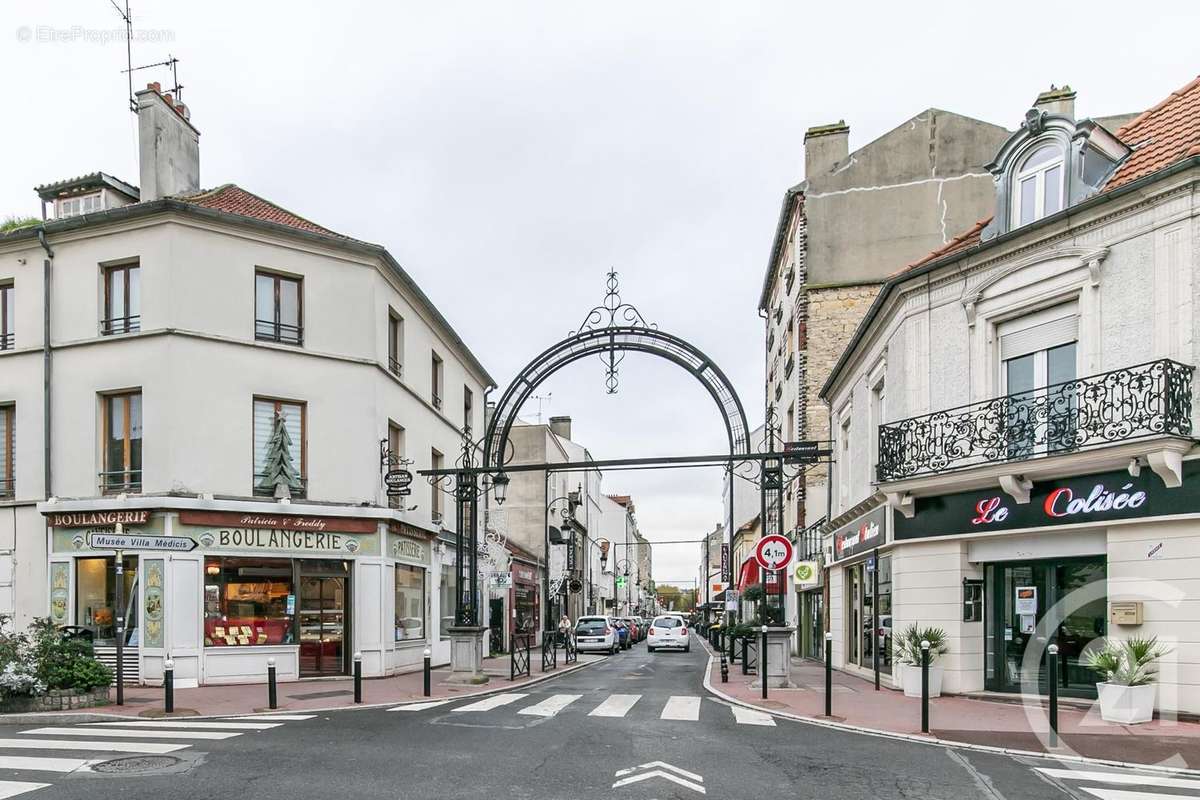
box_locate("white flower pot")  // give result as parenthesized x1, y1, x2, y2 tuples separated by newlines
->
(901, 663, 943, 698)
(1096, 682, 1156, 724)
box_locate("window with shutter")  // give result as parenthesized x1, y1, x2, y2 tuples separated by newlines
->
(0, 283, 12, 350)
(253, 398, 306, 498)
(0, 405, 12, 498)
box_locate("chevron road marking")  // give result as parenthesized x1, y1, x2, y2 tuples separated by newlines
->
(612, 762, 705, 795)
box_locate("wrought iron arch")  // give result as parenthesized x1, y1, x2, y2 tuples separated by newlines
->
(482, 277, 751, 473)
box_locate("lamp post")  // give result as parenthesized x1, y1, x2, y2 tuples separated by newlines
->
(546, 489, 582, 629)
(615, 559, 633, 615)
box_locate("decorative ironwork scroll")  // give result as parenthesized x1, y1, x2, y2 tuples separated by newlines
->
(570, 271, 657, 394)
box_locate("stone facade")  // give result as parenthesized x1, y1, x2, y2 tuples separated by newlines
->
(0, 686, 110, 713)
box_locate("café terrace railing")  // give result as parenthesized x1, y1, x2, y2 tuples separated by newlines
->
(876, 359, 1194, 482)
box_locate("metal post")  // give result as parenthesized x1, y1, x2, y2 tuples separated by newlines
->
(267, 657, 278, 710)
(741, 636, 749, 675)
(720, 651, 728, 683)
(423, 647, 432, 697)
(114, 547, 124, 706)
(824, 631, 833, 717)
(353, 651, 363, 704)
(761, 625, 769, 700)
(1048, 644, 1059, 748)
(872, 548, 880, 691)
(920, 640, 930, 734)
(163, 657, 174, 714)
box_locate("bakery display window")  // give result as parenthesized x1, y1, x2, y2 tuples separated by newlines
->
(204, 557, 295, 646)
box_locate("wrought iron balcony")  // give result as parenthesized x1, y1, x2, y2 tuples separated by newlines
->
(0, 332, 12, 350)
(876, 359, 1195, 482)
(784, 352, 795, 378)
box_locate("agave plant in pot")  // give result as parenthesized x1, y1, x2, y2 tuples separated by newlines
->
(893, 624, 949, 698)
(1085, 637, 1170, 724)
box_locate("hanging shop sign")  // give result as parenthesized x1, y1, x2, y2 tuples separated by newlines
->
(49, 510, 151, 528)
(178, 510, 378, 534)
(720, 543, 729, 582)
(384, 469, 414, 497)
(831, 505, 887, 562)
(794, 561, 819, 587)
(893, 462, 1200, 541)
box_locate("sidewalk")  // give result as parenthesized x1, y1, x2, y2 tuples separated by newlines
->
(704, 641, 1200, 769)
(5, 653, 602, 721)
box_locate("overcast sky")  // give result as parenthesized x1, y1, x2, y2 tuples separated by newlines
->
(3, 1, 1197, 588)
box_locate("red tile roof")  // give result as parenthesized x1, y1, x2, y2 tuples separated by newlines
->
(894, 217, 991, 276)
(179, 184, 342, 237)
(1108, 75, 1200, 190)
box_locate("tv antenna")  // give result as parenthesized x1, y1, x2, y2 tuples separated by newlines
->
(109, 0, 183, 112)
(532, 393, 553, 424)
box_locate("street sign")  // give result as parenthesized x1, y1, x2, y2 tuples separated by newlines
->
(784, 440, 829, 464)
(710, 581, 728, 595)
(754, 534, 793, 571)
(384, 469, 413, 497)
(616, 576, 627, 588)
(794, 561, 818, 586)
(88, 532, 197, 552)
(866, 555, 876, 573)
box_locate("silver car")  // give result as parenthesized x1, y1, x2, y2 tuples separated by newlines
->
(574, 616, 619, 655)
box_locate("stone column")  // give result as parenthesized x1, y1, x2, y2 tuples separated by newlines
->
(752, 627, 796, 689)
(445, 626, 489, 685)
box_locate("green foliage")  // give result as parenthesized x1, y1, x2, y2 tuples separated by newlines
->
(0, 216, 39, 234)
(1085, 637, 1170, 686)
(741, 584, 766, 603)
(0, 616, 111, 697)
(893, 623, 949, 666)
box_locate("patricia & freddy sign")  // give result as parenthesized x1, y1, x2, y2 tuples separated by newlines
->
(894, 461, 1200, 540)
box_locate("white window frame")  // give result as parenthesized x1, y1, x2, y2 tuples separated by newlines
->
(836, 403, 853, 513)
(868, 361, 886, 479)
(1012, 144, 1065, 226)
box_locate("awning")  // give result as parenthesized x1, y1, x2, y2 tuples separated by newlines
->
(737, 558, 759, 591)
(737, 556, 786, 593)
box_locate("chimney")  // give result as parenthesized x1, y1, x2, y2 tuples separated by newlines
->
(549, 415, 572, 441)
(804, 121, 850, 179)
(135, 82, 200, 202)
(1034, 85, 1076, 120)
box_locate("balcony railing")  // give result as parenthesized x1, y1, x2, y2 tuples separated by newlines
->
(101, 315, 141, 335)
(0, 332, 12, 350)
(100, 469, 143, 494)
(255, 319, 303, 346)
(784, 352, 795, 378)
(0, 476, 12, 499)
(388, 357, 403, 378)
(876, 359, 1194, 482)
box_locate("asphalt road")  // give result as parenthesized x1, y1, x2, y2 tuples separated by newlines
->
(0, 642, 1194, 799)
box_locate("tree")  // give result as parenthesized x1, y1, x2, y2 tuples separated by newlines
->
(0, 216, 39, 234)
(655, 585, 696, 612)
(258, 411, 300, 499)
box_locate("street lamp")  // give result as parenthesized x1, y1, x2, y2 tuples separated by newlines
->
(492, 471, 510, 505)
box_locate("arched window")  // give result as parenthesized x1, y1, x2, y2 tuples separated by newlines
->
(1012, 143, 1064, 226)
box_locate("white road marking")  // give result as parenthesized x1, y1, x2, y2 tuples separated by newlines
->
(589, 694, 641, 718)
(660, 696, 701, 721)
(0, 756, 92, 773)
(614, 761, 704, 782)
(21, 727, 238, 741)
(86, 720, 281, 730)
(1080, 789, 1199, 800)
(452, 693, 528, 712)
(1037, 768, 1200, 791)
(611, 770, 706, 794)
(518, 694, 581, 717)
(388, 700, 453, 712)
(229, 714, 315, 721)
(0, 780, 50, 799)
(0, 739, 187, 754)
(730, 706, 776, 726)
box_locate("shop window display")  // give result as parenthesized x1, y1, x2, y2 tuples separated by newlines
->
(75, 555, 138, 645)
(395, 564, 426, 641)
(204, 557, 295, 646)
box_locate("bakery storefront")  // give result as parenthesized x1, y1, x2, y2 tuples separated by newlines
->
(827, 504, 892, 678)
(892, 460, 1200, 707)
(47, 507, 435, 687)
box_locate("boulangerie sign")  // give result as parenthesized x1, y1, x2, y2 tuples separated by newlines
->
(894, 461, 1200, 540)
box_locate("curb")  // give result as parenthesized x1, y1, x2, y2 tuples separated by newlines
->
(697, 639, 1200, 779)
(0, 656, 603, 725)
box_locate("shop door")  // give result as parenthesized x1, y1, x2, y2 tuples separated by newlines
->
(985, 558, 1105, 697)
(489, 599, 505, 655)
(298, 570, 348, 677)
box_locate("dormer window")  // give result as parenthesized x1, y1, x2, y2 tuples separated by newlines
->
(1013, 144, 1064, 226)
(58, 192, 103, 219)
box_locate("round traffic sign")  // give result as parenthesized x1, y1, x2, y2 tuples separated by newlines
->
(754, 534, 793, 571)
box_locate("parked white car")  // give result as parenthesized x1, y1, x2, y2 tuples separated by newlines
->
(646, 615, 690, 652)
(574, 616, 619, 655)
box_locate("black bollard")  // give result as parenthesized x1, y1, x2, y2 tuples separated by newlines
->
(720, 652, 728, 683)
(267, 657, 278, 710)
(423, 647, 432, 698)
(163, 658, 174, 714)
(353, 651, 363, 704)
(741, 637, 749, 675)
(824, 632, 833, 717)
(1048, 644, 1059, 748)
(760, 626, 769, 700)
(920, 640, 930, 734)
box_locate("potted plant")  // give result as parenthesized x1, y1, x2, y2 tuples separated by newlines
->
(893, 624, 948, 698)
(1085, 637, 1170, 724)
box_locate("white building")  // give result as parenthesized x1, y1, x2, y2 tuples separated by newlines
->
(0, 83, 493, 686)
(820, 79, 1200, 714)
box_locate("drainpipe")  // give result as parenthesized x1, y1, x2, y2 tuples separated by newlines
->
(37, 228, 54, 499)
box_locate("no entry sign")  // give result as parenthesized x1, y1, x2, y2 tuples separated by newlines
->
(754, 534, 793, 571)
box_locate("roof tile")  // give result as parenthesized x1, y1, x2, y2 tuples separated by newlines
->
(178, 184, 342, 237)
(1108, 75, 1200, 189)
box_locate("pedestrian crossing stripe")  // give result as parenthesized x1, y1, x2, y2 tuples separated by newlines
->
(387, 693, 782, 726)
(1036, 768, 1200, 791)
(517, 694, 581, 717)
(21, 727, 238, 741)
(730, 706, 776, 726)
(660, 696, 702, 721)
(389, 700, 454, 712)
(1081, 789, 1198, 800)
(588, 694, 641, 717)
(0, 739, 188, 754)
(228, 714, 317, 721)
(85, 720, 282, 731)
(0, 781, 50, 799)
(0, 756, 93, 773)
(452, 693, 529, 712)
